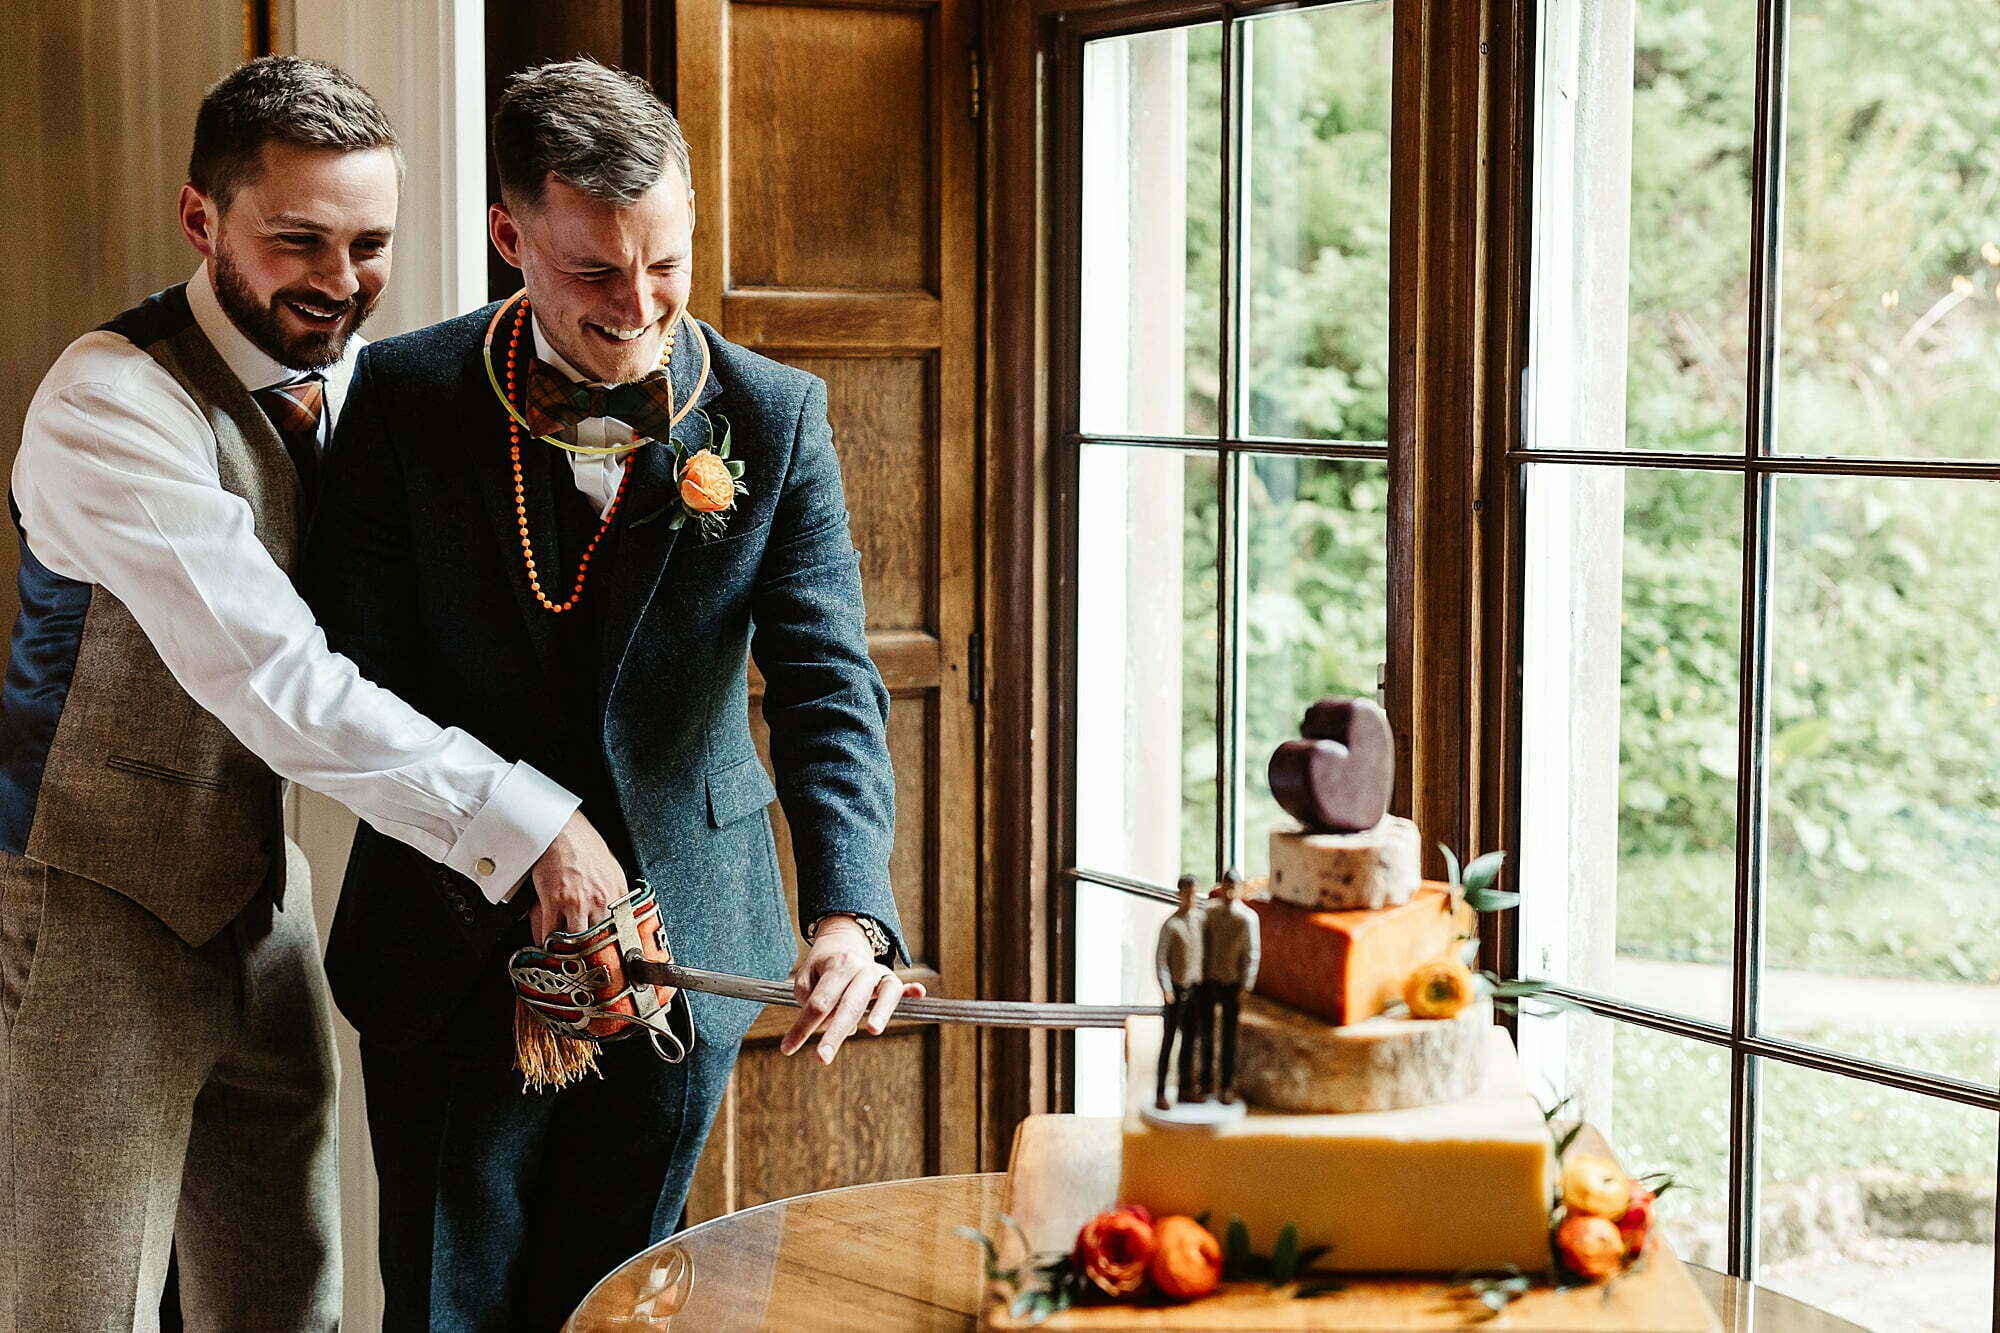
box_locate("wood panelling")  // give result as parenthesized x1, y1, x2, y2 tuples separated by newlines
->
(731, 1029, 935, 1207)
(884, 689, 935, 959)
(722, 290, 944, 347)
(725, 4, 935, 291)
(789, 353, 937, 633)
(677, 0, 981, 1222)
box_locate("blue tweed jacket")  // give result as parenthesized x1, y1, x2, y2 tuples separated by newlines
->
(300, 304, 901, 1049)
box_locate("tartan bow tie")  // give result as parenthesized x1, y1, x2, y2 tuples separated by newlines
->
(523, 360, 677, 440)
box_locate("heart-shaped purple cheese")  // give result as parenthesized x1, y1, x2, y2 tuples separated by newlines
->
(1267, 697, 1394, 833)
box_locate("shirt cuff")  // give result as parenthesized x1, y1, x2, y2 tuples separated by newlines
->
(443, 762, 580, 905)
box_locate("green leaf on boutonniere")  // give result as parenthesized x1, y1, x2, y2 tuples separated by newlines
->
(726, 459, 745, 478)
(1271, 1222, 1301, 1283)
(1223, 1216, 1251, 1279)
(1440, 843, 1463, 888)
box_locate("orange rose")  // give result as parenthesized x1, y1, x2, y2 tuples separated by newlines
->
(1403, 956, 1476, 1019)
(1148, 1215, 1221, 1301)
(1615, 1184, 1656, 1259)
(679, 450, 736, 513)
(1073, 1204, 1155, 1297)
(1554, 1213, 1626, 1280)
(1559, 1155, 1632, 1218)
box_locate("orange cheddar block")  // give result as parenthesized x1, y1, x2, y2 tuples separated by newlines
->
(1250, 882, 1467, 1025)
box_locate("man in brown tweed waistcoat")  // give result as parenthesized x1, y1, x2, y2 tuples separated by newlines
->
(0, 59, 628, 1333)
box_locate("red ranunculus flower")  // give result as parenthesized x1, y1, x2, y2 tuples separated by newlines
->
(1073, 1204, 1156, 1297)
(1615, 1183, 1656, 1259)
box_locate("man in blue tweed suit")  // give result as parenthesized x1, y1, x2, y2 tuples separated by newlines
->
(298, 59, 918, 1330)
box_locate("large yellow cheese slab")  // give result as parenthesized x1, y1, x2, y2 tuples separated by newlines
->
(1120, 1019, 1553, 1273)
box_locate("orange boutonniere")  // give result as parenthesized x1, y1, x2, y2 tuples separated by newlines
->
(634, 409, 747, 540)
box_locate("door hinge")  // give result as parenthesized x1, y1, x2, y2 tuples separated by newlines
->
(968, 631, 985, 706)
(969, 47, 983, 120)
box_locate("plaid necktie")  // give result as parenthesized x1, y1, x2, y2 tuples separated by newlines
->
(523, 360, 677, 441)
(252, 374, 325, 508)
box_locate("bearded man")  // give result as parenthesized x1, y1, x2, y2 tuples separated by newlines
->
(0, 58, 628, 1332)
(298, 59, 916, 1330)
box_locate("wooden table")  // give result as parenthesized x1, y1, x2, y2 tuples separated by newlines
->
(566, 1173, 1867, 1332)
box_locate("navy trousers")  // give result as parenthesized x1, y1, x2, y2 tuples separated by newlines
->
(361, 967, 744, 1333)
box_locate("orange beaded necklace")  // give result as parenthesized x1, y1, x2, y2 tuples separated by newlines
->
(497, 293, 673, 614)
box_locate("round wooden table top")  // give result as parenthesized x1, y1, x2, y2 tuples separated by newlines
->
(565, 1173, 1868, 1333)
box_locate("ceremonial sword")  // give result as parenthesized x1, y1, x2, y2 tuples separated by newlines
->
(622, 955, 1155, 1029)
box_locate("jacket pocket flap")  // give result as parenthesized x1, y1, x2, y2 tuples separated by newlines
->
(705, 755, 777, 828)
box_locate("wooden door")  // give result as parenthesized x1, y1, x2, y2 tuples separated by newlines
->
(673, 0, 982, 1216)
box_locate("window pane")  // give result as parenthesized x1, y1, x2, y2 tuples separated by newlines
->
(1761, 475, 2000, 1088)
(1516, 1007, 1732, 1267)
(1774, 0, 2000, 459)
(1240, 2, 1391, 443)
(1519, 465, 1742, 1024)
(1240, 455, 1389, 878)
(1079, 23, 1223, 438)
(1528, 0, 1757, 452)
(1757, 1059, 1996, 1333)
(1073, 881, 1175, 1117)
(1075, 446, 1219, 884)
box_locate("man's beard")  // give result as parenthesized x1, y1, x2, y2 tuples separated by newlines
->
(212, 245, 377, 371)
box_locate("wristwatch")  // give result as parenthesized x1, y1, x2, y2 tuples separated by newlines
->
(806, 911, 894, 964)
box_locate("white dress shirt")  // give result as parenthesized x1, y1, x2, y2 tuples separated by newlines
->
(11, 264, 578, 902)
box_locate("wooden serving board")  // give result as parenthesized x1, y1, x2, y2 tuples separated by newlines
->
(981, 1115, 1718, 1333)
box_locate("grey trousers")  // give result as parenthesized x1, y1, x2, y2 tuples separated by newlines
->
(0, 847, 340, 1333)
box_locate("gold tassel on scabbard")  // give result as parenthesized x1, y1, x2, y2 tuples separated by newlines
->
(514, 997, 602, 1092)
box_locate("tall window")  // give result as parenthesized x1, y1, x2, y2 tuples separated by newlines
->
(1517, 0, 1999, 1328)
(1059, 0, 1395, 1114)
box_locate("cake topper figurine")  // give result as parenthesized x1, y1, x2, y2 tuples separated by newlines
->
(1153, 875, 1206, 1111)
(1267, 696, 1394, 833)
(1195, 868, 1261, 1105)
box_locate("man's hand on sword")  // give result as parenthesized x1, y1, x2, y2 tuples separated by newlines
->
(527, 810, 629, 941)
(780, 915, 926, 1065)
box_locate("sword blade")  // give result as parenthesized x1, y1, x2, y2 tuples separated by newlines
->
(625, 957, 1155, 1029)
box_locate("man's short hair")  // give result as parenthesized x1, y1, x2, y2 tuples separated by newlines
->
(492, 59, 692, 211)
(189, 56, 401, 207)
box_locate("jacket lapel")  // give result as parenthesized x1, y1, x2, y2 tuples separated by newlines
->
(597, 317, 726, 704)
(463, 338, 564, 688)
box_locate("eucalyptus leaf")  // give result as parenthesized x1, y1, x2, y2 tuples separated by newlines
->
(1272, 1222, 1301, 1284)
(1440, 843, 1463, 887)
(1554, 1123, 1585, 1159)
(1465, 887, 1522, 913)
(725, 459, 745, 478)
(1224, 1216, 1252, 1278)
(1463, 850, 1507, 893)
